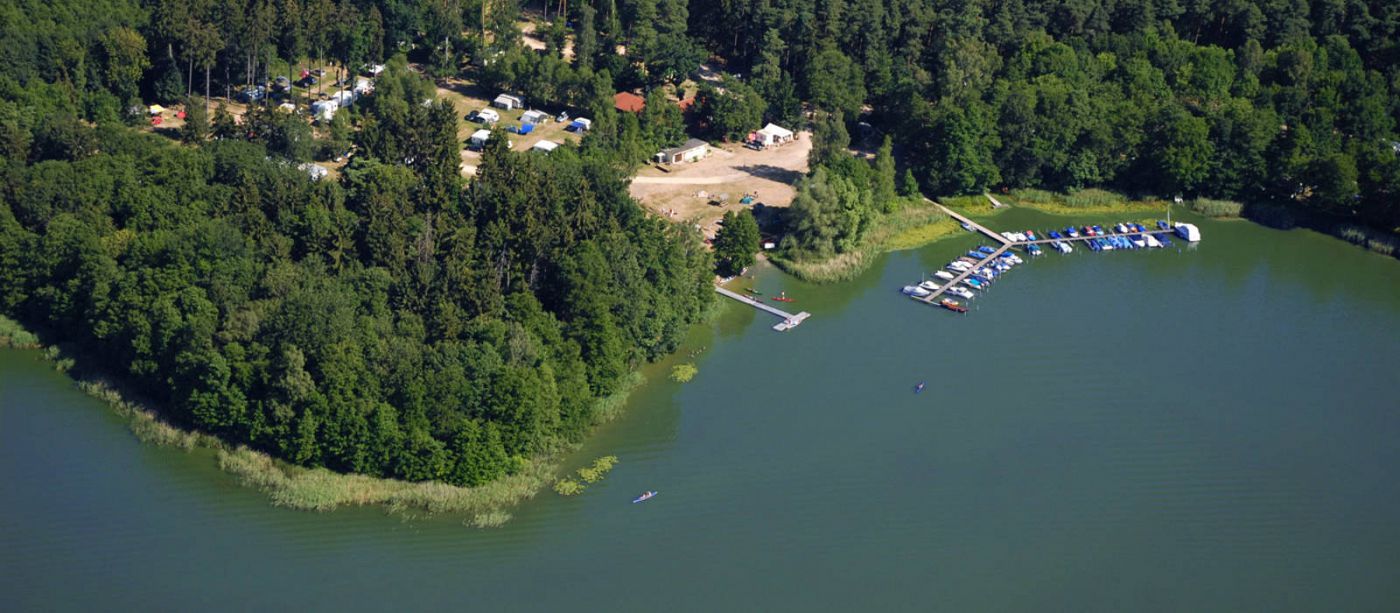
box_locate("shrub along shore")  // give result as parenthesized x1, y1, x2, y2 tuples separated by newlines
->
(0, 319, 648, 525)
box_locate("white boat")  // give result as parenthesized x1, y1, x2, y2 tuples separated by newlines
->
(1131, 236, 1146, 248)
(949, 261, 971, 270)
(948, 286, 975, 299)
(919, 280, 941, 291)
(962, 279, 984, 290)
(1174, 222, 1201, 242)
(933, 270, 956, 281)
(902, 285, 932, 297)
(1144, 234, 1162, 248)
(1056, 242, 1073, 254)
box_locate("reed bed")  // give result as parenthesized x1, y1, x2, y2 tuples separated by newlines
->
(0, 315, 39, 348)
(1187, 198, 1244, 217)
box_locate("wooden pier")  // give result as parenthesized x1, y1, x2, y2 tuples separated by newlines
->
(715, 287, 811, 331)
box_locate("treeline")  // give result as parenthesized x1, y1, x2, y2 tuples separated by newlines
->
(0, 14, 712, 486)
(684, 0, 1400, 231)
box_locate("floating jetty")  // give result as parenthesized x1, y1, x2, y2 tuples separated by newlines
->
(908, 199, 1200, 311)
(715, 287, 811, 331)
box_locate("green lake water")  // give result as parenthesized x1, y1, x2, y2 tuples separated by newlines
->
(3, 210, 1400, 611)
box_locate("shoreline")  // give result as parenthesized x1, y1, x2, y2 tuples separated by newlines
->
(769, 201, 957, 283)
(772, 187, 1399, 284)
(0, 315, 651, 527)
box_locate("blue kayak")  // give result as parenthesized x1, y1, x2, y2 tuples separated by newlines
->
(633, 491, 657, 503)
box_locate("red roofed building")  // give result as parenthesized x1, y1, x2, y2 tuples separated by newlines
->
(614, 92, 645, 113)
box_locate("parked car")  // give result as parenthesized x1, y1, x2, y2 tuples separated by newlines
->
(236, 86, 267, 103)
(295, 75, 318, 88)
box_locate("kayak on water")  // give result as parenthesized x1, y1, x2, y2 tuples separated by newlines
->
(633, 491, 657, 503)
(771, 296, 795, 303)
(915, 382, 926, 393)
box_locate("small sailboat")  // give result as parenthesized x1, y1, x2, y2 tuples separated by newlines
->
(915, 382, 926, 393)
(633, 491, 657, 503)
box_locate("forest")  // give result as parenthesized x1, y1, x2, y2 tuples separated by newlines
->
(0, 1, 714, 486)
(1, 0, 1399, 486)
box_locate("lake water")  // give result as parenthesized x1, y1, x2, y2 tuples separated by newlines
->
(4, 211, 1400, 611)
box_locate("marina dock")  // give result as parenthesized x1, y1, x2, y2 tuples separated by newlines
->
(909, 200, 1200, 309)
(715, 287, 811, 331)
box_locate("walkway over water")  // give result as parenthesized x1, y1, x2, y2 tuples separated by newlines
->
(715, 287, 811, 331)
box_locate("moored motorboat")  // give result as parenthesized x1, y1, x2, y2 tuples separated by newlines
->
(947, 286, 975, 299)
(633, 491, 657, 503)
(934, 270, 956, 281)
(919, 280, 941, 291)
(940, 299, 968, 313)
(902, 285, 932, 297)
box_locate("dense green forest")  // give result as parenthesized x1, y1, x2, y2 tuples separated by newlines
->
(0, 1, 713, 486)
(2, 0, 1399, 485)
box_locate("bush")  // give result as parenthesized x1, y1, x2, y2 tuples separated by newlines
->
(670, 363, 698, 383)
(552, 478, 585, 496)
(576, 455, 618, 483)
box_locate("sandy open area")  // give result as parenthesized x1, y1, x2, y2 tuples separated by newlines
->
(630, 133, 810, 239)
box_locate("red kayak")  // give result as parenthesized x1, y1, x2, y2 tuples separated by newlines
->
(771, 296, 795, 303)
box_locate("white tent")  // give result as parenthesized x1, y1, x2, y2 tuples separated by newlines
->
(469, 129, 492, 148)
(330, 90, 356, 106)
(754, 123, 794, 147)
(311, 99, 340, 121)
(531, 140, 560, 153)
(493, 94, 524, 110)
(521, 110, 548, 125)
(299, 163, 329, 181)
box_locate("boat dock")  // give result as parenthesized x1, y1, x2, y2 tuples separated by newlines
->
(909, 200, 1015, 304)
(715, 287, 811, 331)
(908, 200, 1200, 309)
